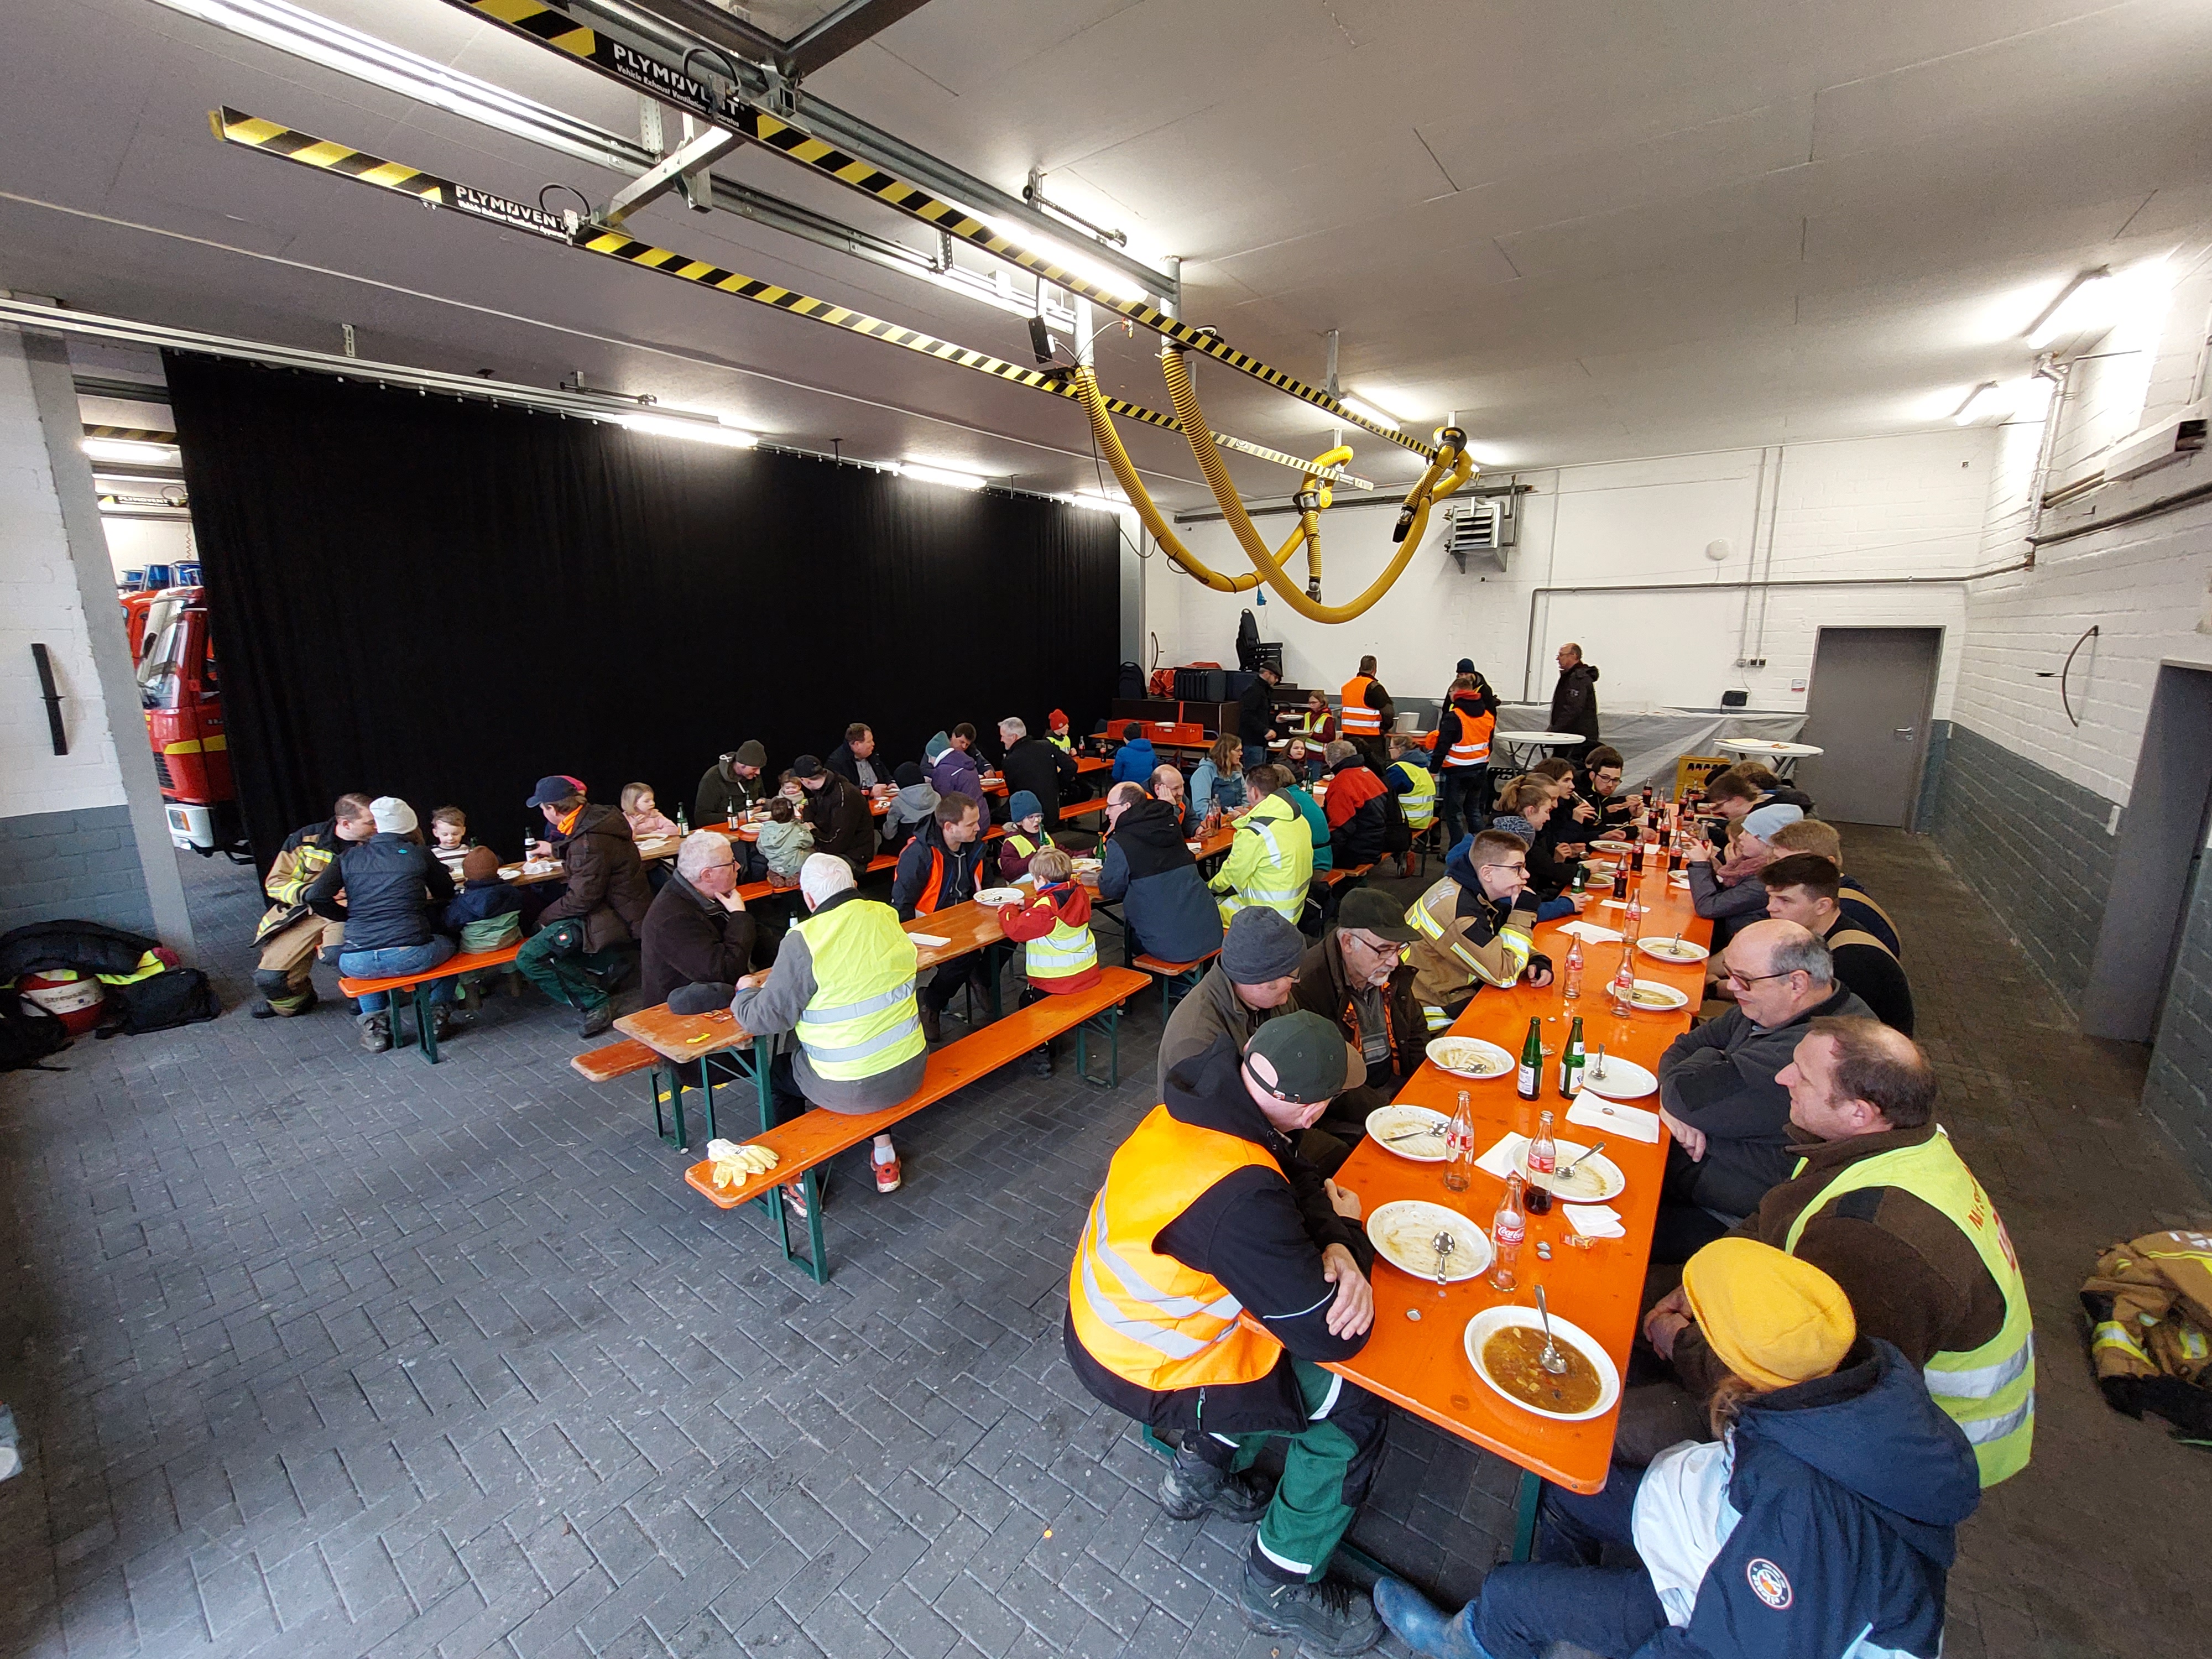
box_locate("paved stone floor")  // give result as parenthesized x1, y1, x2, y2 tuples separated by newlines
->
(0, 828, 2207, 1658)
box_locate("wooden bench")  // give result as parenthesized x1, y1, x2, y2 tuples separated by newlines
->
(337, 942, 524, 1062)
(573, 1034, 760, 1150)
(1321, 863, 1375, 889)
(1132, 950, 1219, 1018)
(681, 966, 1146, 1282)
(1056, 796, 1111, 820)
(735, 850, 901, 905)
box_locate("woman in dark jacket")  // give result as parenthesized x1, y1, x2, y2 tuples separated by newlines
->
(305, 796, 456, 1051)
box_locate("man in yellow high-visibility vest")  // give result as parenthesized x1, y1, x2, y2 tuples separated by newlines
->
(1640, 1016, 2032, 1485)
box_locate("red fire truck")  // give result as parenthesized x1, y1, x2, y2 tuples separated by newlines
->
(133, 588, 241, 855)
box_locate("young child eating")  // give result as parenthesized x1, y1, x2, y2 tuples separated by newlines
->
(620, 782, 681, 841)
(995, 846, 1099, 1076)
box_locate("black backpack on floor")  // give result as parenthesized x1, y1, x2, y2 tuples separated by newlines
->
(0, 997, 70, 1071)
(96, 969, 220, 1037)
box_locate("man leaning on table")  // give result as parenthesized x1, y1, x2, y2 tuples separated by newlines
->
(1066, 1013, 1389, 1656)
(1404, 828, 1552, 1032)
(1639, 1016, 2032, 1487)
(1651, 918, 1870, 1265)
(639, 831, 755, 1005)
(1295, 887, 1427, 1140)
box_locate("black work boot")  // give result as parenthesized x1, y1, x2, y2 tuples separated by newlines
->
(578, 1003, 614, 1039)
(358, 1013, 391, 1053)
(1239, 1557, 1382, 1655)
(1158, 1443, 1273, 1523)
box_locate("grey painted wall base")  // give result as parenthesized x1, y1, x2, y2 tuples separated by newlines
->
(2145, 865, 2212, 1187)
(0, 806, 157, 937)
(1927, 720, 2120, 1004)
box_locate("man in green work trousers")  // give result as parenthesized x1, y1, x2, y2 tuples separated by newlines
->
(1064, 1013, 1387, 1655)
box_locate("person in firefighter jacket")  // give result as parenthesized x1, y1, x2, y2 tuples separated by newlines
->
(1404, 830, 1552, 1030)
(249, 793, 375, 1018)
(1065, 1013, 1389, 1655)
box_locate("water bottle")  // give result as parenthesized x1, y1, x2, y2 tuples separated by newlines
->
(1491, 1176, 1526, 1292)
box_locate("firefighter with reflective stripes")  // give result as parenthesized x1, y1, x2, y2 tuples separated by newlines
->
(1642, 1017, 2033, 1486)
(1208, 771, 1313, 925)
(1404, 828, 1551, 1031)
(248, 794, 375, 1019)
(1066, 1014, 1389, 1654)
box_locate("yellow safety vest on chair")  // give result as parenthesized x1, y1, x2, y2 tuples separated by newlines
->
(1784, 1129, 2034, 1485)
(792, 900, 925, 1082)
(1068, 1104, 1286, 1393)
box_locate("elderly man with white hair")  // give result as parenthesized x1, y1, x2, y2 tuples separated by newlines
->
(724, 853, 924, 1200)
(999, 712, 1082, 834)
(639, 830, 757, 1005)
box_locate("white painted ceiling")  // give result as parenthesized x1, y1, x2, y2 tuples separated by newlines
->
(6, 0, 2211, 507)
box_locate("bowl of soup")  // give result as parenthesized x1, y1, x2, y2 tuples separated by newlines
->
(1462, 1306, 1620, 1421)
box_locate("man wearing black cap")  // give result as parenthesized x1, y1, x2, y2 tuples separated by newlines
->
(793, 753, 875, 881)
(695, 740, 767, 828)
(1295, 887, 1427, 1139)
(516, 775, 651, 1036)
(1067, 1012, 1387, 1654)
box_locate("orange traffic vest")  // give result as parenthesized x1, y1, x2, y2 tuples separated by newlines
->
(1068, 1104, 1287, 1393)
(1340, 675, 1383, 735)
(1443, 702, 1494, 768)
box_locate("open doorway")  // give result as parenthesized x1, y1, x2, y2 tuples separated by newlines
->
(1792, 628, 1943, 827)
(2082, 665, 2212, 1042)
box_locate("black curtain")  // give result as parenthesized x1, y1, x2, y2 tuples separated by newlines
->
(165, 353, 1120, 866)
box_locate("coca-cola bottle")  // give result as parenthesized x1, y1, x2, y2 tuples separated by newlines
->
(1491, 1175, 1526, 1291)
(1610, 948, 1637, 1014)
(1623, 894, 1644, 945)
(1525, 1110, 1557, 1215)
(1443, 1091, 1475, 1193)
(1563, 937, 1584, 1000)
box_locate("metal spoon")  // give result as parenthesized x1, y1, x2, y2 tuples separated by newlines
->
(1592, 1045, 1608, 1081)
(1433, 1231, 1455, 1289)
(1534, 1285, 1568, 1375)
(1557, 1140, 1606, 1183)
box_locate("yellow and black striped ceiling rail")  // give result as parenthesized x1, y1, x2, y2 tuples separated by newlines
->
(436, 0, 1438, 462)
(83, 424, 180, 444)
(208, 109, 1372, 488)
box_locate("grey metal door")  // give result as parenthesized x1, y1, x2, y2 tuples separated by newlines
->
(1792, 628, 1942, 827)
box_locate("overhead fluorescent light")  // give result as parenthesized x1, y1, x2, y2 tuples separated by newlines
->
(617, 413, 757, 447)
(898, 462, 988, 490)
(978, 215, 1138, 305)
(1950, 381, 2014, 425)
(2023, 267, 2114, 348)
(1337, 393, 1404, 429)
(82, 437, 180, 465)
(1062, 491, 1127, 512)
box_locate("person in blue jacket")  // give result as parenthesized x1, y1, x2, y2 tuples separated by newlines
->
(1375, 1237, 1979, 1659)
(1110, 722, 1160, 785)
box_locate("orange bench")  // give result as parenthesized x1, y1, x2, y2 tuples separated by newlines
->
(1132, 949, 1219, 1018)
(1321, 863, 1375, 888)
(682, 966, 1146, 1282)
(337, 942, 524, 1062)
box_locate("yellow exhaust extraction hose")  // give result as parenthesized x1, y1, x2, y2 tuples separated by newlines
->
(1160, 347, 1473, 624)
(1071, 364, 1310, 592)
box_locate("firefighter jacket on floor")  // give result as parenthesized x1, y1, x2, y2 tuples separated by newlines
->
(1209, 794, 1313, 924)
(2083, 1229, 2212, 1442)
(1064, 1035, 1376, 1438)
(1781, 1130, 2035, 1485)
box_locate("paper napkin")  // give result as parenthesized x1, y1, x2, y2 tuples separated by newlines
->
(1567, 1095, 1661, 1143)
(1565, 1203, 1626, 1239)
(1556, 920, 1622, 943)
(1475, 1132, 1528, 1181)
(907, 933, 951, 949)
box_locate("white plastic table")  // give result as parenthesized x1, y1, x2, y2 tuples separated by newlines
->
(1492, 729, 1587, 771)
(1715, 737, 1824, 780)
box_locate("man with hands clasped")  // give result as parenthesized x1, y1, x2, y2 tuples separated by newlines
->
(1065, 1012, 1390, 1655)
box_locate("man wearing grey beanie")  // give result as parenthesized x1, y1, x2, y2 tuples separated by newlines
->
(1157, 909, 1365, 1172)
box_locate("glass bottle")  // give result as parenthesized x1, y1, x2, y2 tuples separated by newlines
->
(1610, 947, 1637, 1015)
(675, 805, 690, 836)
(1491, 1176, 1526, 1292)
(1563, 937, 1584, 1001)
(1558, 1016, 1585, 1098)
(1516, 1017, 1542, 1100)
(1443, 1090, 1474, 1193)
(1525, 1110, 1557, 1215)
(1623, 894, 1644, 946)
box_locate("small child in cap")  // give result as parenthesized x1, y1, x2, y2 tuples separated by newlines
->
(995, 846, 1099, 1076)
(996, 790, 1057, 881)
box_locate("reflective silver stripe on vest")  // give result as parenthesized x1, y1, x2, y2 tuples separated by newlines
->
(800, 977, 917, 1024)
(802, 1011, 922, 1062)
(1089, 1201, 1243, 1321)
(1029, 935, 1095, 967)
(1078, 1249, 1209, 1359)
(1924, 1335, 2033, 1399)
(1951, 1392, 2034, 1445)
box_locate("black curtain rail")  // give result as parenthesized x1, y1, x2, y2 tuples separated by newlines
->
(165, 353, 1119, 867)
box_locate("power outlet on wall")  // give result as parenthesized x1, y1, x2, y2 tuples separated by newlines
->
(1790, 678, 1807, 693)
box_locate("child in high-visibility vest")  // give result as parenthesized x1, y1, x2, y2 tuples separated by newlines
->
(995, 847, 1100, 1076)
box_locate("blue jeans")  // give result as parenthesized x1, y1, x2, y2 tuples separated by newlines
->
(1470, 1467, 1668, 1658)
(340, 937, 457, 1014)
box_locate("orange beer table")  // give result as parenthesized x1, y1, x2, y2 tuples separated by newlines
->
(1316, 851, 1712, 1550)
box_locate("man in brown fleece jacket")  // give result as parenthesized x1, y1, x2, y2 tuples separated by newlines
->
(1642, 1015, 2010, 1404)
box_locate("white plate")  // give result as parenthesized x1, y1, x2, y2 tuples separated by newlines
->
(1463, 1306, 1621, 1422)
(498, 869, 520, 881)
(1367, 1201, 1493, 1282)
(1516, 1138, 1627, 1203)
(1368, 1104, 1452, 1162)
(1626, 978, 1689, 1012)
(1637, 937, 1709, 965)
(1574, 1055, 1656, 1100)
(1425, 1035, 1515, 1081)
(1186, 841, 1204, 853)
(1592, 839, 1636, 854)
(1071, 858, 1104, 874)
(974, 887, 1025, 906)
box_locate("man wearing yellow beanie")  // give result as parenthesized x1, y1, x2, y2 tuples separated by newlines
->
(1374, 1240, 1981, 1659)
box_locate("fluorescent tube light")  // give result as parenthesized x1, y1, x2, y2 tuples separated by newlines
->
(618, 414, 757, 447)
(1950, 382, 2012, 425)
(82, 437, 180, 465)
(1063, 491, 1126, 512)
(1337, 393, 1404, 429)
(2023, 268, 2114, 348)
(898, 462, 988, 490)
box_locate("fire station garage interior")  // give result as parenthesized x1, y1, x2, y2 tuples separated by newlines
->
(5, 2, 2212, 1656)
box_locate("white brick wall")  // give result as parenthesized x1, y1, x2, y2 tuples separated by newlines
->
(1149, 425, 1995, 716)
(0, 327, 132, 816)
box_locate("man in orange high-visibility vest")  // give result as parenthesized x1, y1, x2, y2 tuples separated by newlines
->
(1066, 1014, 1389, 1653)
(1338, 655, 1393, 767)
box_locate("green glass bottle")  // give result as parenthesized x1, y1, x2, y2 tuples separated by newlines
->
(1558, 1015, 1585, 1098)
(1516, 1016, 1543, 1100)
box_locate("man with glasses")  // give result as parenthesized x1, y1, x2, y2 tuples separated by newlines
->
(1575, 743, 1644, 838)
(1405, 829, 1552, 1032)
(1295, 888, 1427, 1145)
(1652, 919, 1870, 1263)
